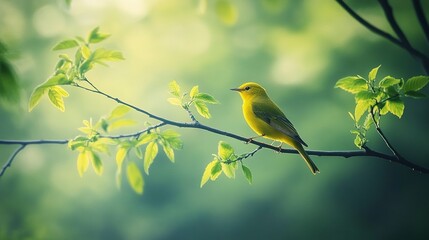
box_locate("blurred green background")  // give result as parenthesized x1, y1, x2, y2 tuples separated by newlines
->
(1, 0, 429, 239)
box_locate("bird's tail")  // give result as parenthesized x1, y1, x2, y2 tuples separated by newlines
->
(293, 143, 319, 175)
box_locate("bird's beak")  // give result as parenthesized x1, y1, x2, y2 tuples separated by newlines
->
(230, 88, 243, 92)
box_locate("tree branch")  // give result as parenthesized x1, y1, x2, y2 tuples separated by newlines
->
(2, 79, 428, 177)
(378, 0, 412, 48)
(412, 0, 429, 44)
(336, 0, 429, 74)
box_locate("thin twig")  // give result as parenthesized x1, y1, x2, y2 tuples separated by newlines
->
(336, 0, 429, 73)
(412, 0, 429, 44)
(378, 0, 412, 48)
(0, 144, 26, 177)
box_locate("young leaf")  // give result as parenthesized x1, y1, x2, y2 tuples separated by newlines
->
(404, 91, 427, 99)
(87, 27, 111, 44)
(354, 100, 372, 122)
(355, 91, 376, 102)
(52, 39, 79, 51)
(109, 105, 131, 119)
(51, 86, 69, 97)
(402, 76, 429, 93)
(335, 76, 368, 94)
(221, 162, 236, 179)
(386, 98, 404, 118)
(218, 141, 234, 160)
(162, 144, 175, 162)
(81, 45, 91, 59)
(116, 146, 128, 170)
(200, 160, 218, 188)
(168, 80, 181, 97)
(77, 150, 90, 177)
(194, 93, 219, 104)
(108, 119, 137, 132)
(242, 165, 252, 184)
(167, 97, 182, 106)
(379, 76, 401, 88)
(190, 86, 199, 98)
(92, 48, 125, 64)
(368, 65, 381, 81)
(194, 101, 211, 118)
(144, 141, 158, 175)
(91, 152, 103, 176)
(161, 129, 183, 150)
(48, 87, 66, 112)
(210, 161, 222, 180)
(354, 135, 363, 149)
(28, 87, 47, 112)
(127, 162, 144, 194)
(136, 132, 157, 147)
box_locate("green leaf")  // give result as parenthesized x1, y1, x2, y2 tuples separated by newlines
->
(108, 119, 137, 132)
(92, 48, 125, 64)
(52, 39, 79, 51)
(200, 160, 217, 188)
(167, 97, 182, 106)
(215, 0, 238, 25)
(190, 86, 199, 98)
(221, 162, 236, 179)
(242, 165, 252, 184)
(402, 76, 429, 93)
(109, 105, 130, 119)
(77, 150, 89, 177)
(127, 162, 144, 194)
(194, 93, 219, 104)
(136, 132, 157, 147)
(386, 98, 404, 118)
(81, 45, 91, 59)
(161, 130, 183, 150)
(363, 113, 373, 130)
(354, 100, 372, 122)
(48, 87, 66, 112)
(379, 76, 401, 88)
(335, 76, 368, 94)
(404, 91, 427, 99)
(91, 152, 103, 176)
(368, 65, 381, 81)
(162, 144, 175, 162)
(116, 146, 128, 170)
(210, 161, 222, 180)
(144, 141, 158, 175)
(28, 86, 47, 112)
(51, 86, 69, 97)
(87, 27, 111, 44)
(354, 135, 363, 149)
(218, 141, 234, 160)
(194, 101, 211, 118)
(68, 136, 88, 151)
(168, 80, 181, 97)
(355, 91, 377, 102)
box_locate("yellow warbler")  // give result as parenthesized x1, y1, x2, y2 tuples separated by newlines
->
(231, 82, 319, 175)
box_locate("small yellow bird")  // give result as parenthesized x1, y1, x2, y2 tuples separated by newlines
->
(231, 82, 319, 175)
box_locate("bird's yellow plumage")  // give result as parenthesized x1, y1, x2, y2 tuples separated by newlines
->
(231, 82, 319, 175)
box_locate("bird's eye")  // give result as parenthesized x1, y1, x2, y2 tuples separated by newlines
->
(245, 86, 251, 91)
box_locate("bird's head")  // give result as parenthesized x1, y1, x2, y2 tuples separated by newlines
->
(231, 82, 268, 101)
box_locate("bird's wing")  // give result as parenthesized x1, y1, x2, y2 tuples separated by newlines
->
(252, 101, 308, 147)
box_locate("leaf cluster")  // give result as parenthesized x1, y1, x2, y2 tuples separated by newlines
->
(200, 141, 252, 187)
(115, 127, 183, 194)
(168, 80, 219, 119)
(28, 27, 124, 112)
(335, 66, 429, 148)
